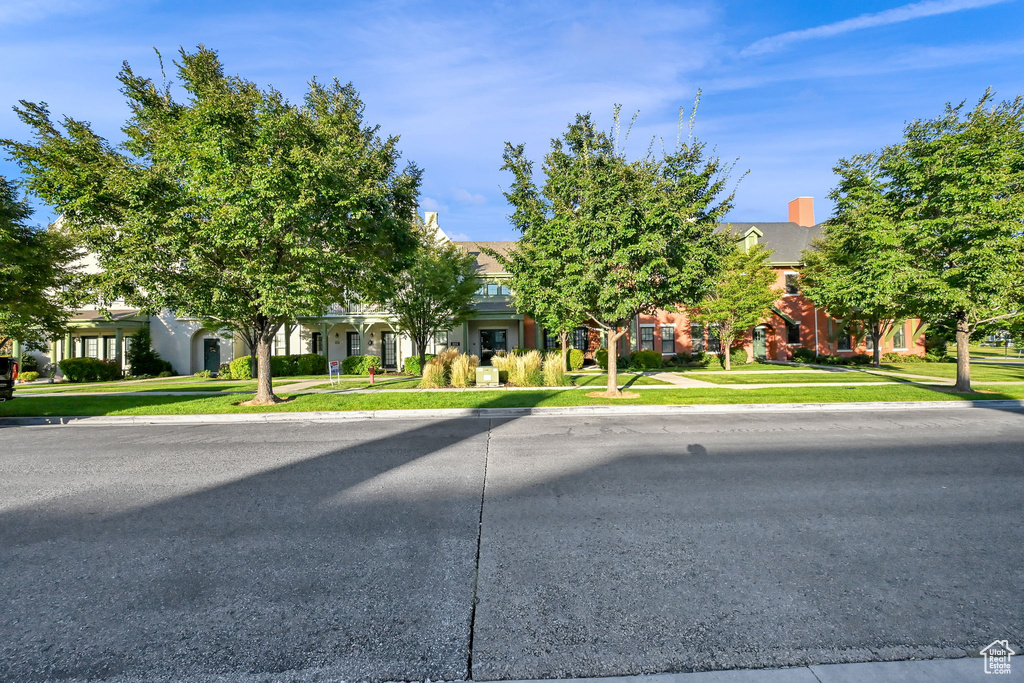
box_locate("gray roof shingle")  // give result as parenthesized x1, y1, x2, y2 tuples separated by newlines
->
(456, 222, 823, 274)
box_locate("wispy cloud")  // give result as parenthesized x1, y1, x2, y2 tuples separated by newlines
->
(742, 0, 1013, 56)
(452, 188, 487, 205)
(716, 38, 1024, 91)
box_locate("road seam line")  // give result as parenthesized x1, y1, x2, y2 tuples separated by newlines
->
(467, 417, 492, 679)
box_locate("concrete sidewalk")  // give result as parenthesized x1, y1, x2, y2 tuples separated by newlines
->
(4, 397, 1024, 426)
(502, 657, 1020, 682)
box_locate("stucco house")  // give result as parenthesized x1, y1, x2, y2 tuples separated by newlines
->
(29, 198, 925, 376)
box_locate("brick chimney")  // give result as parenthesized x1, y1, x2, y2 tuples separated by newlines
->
(788, 197, 814, 227)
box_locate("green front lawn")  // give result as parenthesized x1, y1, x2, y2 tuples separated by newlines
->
(693, 371, 919, 385)
(18, 379, 300, 394)
(2, 384, 1021, 417)
(856, 363, 1024, 382)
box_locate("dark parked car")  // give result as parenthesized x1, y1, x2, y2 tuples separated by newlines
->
(0, 356, 17, 401)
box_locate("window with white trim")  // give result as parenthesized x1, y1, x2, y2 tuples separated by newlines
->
(573, 327, 589, 351)
(784, 272, 799, 295)
(661, 325, 675, 354)
(893, 323, 906, 349)
(707, 325, 721, 353)
(640, 326, 655, 351)
(786, 321, 801, 345)
(690, 324, 704, 353)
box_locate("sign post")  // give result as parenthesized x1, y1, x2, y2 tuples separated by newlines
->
(328, 359, 341, 387)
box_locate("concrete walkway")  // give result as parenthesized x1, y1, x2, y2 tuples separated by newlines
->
(504, 657, 1019, 682)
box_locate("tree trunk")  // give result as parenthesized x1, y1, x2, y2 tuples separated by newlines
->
(953, 315, 972, 392)
(250, 334, 279, 404)
(872, 325, 882, 367)
(605, 328, 626, 397)
(249, 346, 258, 380)
(559, 331, 569, 371)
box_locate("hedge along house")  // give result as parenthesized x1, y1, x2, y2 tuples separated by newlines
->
(622, 197, 928, 362)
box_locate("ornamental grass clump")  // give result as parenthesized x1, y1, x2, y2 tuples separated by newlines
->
(490, 350, 510, 373)
(508, 349, 542, 387)
(420, 360, 447, 388)
(542, 350, 569, 387)
(450, 353, 479, 388)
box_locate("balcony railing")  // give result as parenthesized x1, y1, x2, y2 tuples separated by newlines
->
(325, 302, 390, 316)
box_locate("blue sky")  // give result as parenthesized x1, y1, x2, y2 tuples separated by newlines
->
(2, 0, 1022, 240)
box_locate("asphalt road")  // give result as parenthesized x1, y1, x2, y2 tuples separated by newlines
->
(1, 408, 1022, 681)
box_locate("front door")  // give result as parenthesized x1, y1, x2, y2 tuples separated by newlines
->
(479, 329, 507, 365)
(203, 338, 220, 373)
(381, 331, 397, 368)
(753, 327, 766, 361)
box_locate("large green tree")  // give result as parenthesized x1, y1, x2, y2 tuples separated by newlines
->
(888, 91, 1024, 391)
(502, 103, 734, 396)
(0, 176, 81, 353)
(487, 230, 588, 373)
(378, 214, 479, 374)
(811, 91, 1024, 389)
(4, 46, 420, 403)
(691, 235, 778, 370)
(800, 155, 918, 367)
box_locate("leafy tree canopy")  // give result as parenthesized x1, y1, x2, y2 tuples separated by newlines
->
(807, 90, 1024, 387)
(0, 176, 82, 351)
(4, 46, 421, 402)
(800, 155, 920, 366)
(501, 100, 736, 395)
(376, 214, 479, 374)
(691, 234, 778, 370)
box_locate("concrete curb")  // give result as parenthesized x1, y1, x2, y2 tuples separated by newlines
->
(3, 398, 1024, 427)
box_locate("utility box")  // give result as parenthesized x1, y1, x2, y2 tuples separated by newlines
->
(476, 366, 501, 387)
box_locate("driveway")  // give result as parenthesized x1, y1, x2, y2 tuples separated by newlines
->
(1, 408, 1022, 681)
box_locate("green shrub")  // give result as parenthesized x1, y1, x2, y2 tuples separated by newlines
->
(849, 353, 872, 365)
(403, 354, 436, 376)
(19, 353, 39, 373)
(193, 369, 213, 378)
(595, 348, 609, 370)
(126, 327, 173, 376)
(157, 370, 173, 378)
(342, 354, 382, 376)
(629, 350, 662, 370)
(19, 371, 40, 382)
(295, 353, 326, 375)
(792, 348, 817, 363)
(270, 355, 297, 376)
(902, 354, 925, 363)
(218, 362, 232, 379)
(567, 349, 585, 371)
(58, 357, 122, 383)
(230, 355, 253, 380)
(729, 346, 750, 367)
(940, 355, 957, 363)
(882, 351, 904, 363)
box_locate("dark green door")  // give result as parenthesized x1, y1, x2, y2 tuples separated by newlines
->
(203, 339, 220, 373)
(753, 327, 766, 361)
